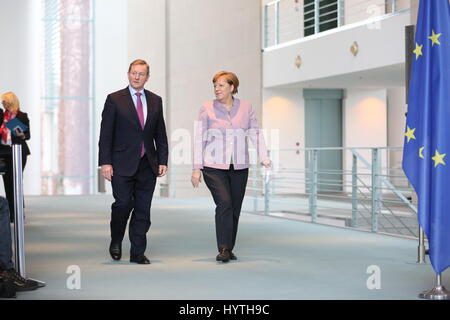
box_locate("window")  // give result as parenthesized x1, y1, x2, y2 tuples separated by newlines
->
(42, 0, 95, 195)
(304, 0, 341, 37)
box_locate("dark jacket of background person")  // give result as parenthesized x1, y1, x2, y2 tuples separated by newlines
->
(0, 109, 30, 222)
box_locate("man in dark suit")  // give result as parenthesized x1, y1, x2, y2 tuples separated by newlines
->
(98, 59, 168, 264)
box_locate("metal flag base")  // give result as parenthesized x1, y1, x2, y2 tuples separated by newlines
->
(419, 286, 450, 300)
(419, 274, 450, 300)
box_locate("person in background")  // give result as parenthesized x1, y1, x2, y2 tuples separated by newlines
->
(192, 71, 271, 263)
(0, 92, 30, 223)
(0, 196, 38, 294)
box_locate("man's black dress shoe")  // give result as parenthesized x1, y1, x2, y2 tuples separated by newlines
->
(130, 255, 151, 264)
(216, 249, 230, 263)
(230, 251, 237, 260)
(109, 242, 122, 261)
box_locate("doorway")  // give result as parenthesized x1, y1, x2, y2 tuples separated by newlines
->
(304, 89, 343, 193)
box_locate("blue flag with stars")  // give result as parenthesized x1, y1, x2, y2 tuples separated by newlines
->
(403, 0, 450, 275)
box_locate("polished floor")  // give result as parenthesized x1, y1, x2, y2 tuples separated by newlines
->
(9, 195, 447, 300)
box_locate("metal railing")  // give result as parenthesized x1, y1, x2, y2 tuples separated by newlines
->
(263, 0, 409, 48)
(163, 146, 419, 239)
(251, 147, 418, 238)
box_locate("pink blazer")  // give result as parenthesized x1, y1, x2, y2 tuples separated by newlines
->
(193, 98, 269, 170)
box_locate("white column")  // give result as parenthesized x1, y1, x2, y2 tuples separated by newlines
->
(0, 0, 42, 195)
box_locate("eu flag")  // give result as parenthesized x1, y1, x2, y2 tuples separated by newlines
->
(403, 0, 450, 274)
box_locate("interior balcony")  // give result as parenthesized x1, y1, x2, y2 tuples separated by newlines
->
(262, 0, 411, 89)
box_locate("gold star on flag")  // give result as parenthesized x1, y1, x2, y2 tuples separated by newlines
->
(419, 147, 425, 159)
(405, 126, 416, 142)
(432, 150, 446, 167)
(413, 43, 423, 60)
(429, 30, 442, 46)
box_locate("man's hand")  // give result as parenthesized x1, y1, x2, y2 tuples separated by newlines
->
(191, 169, 202, 188)
(101, 164, 113, 181)
(158, 165, 168, 177)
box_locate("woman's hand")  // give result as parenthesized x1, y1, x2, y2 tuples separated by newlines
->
(262, 159, 272, 168)
(191, 169, 202, 188)
(15, 128, 25, 139)
(261, 159, 272, 169)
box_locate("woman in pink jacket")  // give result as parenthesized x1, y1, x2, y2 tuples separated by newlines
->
(192, 71, 271, 263)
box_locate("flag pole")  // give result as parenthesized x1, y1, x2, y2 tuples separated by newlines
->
(12, 143, 45, 288)
(419, 273, 450, 300)
(417, 227, 426, 264)
(12, 144, 26, 276)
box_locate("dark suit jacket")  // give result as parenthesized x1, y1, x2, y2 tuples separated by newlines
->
(98, 87, 168, 177)
(0, 109, 31, 158)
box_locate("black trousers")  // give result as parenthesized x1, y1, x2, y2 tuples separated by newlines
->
(1, 154, 27, 222)
(110, 155, 156, 257)
(202, 165, 249, 252)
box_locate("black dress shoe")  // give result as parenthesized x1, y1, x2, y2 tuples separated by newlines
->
(230, 251, 237, 260)
(130, 255, 151, 264)
(216, 249, 230, 263)
(109, 242, 122, 261)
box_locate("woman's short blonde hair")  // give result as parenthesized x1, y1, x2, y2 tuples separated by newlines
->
(212, 71, 239, 95)
(1, 92, 20, 113)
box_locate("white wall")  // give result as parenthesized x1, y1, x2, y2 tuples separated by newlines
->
(343, 89, 387, 192)
(344, 89, 387, 149)
(127, 0, 166, 99)
(0, 0, 42, 195)
(411, 0, 419, 23)
(262, 88, 304, 168)
(387, 87, 407, 186)
(168, 0, 262, 123)
(387, 87, 406, 148)
(262, 88, 305, 193)
(167, 0, 263, 197)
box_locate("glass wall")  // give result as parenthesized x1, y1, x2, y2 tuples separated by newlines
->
(42, 0, 95, 195)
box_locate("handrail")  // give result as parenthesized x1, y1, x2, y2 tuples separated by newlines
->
(350, 148, 417, 214)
